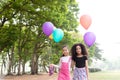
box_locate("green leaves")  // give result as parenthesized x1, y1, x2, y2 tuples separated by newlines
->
(0, 25, 18, 50)
(0, 0, 89, 74)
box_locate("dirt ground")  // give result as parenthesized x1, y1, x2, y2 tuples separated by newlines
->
(0, 73, 58, 80)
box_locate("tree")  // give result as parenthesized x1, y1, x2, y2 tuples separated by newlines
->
(0, 0, 103, 75)
(0, 0, 79, 75)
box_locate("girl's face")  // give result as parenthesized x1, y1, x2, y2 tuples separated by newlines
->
(62, 47, 69, 56)
(76, 45, 82, 55)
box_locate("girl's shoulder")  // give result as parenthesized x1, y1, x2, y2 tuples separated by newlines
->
(61, 56, 71, 60)
(68, 56, 72, 59)
(76, 55, 87, 59)
(83, 55, 88, 60)
(62, 55, 71, 57)
(83, 55, 87, 57)
(68, 55, 71, 58)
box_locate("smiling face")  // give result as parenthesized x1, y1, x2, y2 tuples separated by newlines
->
(76, 45, 82, 55)
(62, 46, 69, 56)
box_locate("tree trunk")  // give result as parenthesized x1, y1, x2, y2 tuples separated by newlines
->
(31, 53, 38, 74)
(22, 62, 25, 74)
(13, 65, 17, 73)
(17, 58, 21, 75)
(7, 60, 12, 75)
(1, 63, 3, 74)
(31, 44, 39, 75)
(17, 45, 22, 75)
(7, 47, 14, 75)
(43, 64, 48, 73)
(1, 60, 6, 74)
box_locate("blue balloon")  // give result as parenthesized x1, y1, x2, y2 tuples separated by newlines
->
(53, 28, 64, 42)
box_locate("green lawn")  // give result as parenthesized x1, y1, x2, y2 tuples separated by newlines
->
(90, 70, 120, 80)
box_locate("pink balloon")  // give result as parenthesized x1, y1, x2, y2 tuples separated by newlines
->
(80, 15, 92, 30)
(84, 32, 96, 47)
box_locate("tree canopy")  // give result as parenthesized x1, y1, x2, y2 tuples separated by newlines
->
(0, 0, 103, 75)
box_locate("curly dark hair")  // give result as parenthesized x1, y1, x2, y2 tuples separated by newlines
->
(71, 43, 88, 61)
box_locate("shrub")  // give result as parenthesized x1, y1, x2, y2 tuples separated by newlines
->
(89, 68, 101, 72)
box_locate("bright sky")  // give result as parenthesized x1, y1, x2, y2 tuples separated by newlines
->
(77, 0, 120, 60)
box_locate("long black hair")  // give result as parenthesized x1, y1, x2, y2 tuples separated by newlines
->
(71, 43, 88, 61)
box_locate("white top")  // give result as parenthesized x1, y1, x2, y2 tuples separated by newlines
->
(54, 56, 71, 71)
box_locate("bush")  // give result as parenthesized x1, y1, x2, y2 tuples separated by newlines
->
(89, 68, 101, 72)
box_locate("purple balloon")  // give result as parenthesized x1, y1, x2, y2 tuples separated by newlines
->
(42, 22, 54, 36)
(84, 32, 96, 47)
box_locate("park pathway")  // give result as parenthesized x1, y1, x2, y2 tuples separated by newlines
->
(0, 73, 57, 80)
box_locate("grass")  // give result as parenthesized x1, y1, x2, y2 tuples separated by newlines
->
(89, 70, 120, 80)
(3, 70, 120, 80)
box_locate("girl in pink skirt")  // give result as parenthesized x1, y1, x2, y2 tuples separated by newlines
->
(71, 43, 89, 80)
(52, 46, 71, 80)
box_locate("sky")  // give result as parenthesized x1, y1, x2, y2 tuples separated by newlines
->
(77, 0, 120, 60)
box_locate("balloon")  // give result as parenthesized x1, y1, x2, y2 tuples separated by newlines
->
(42, 22, 54, 36)
(49, 65, 54, 76)
(49, 34, 53, 40)
(53, 26, 56, 30)
(84, 32, 96, 47)
(80, 15, 92, 30)
(53, 28, 64, 43)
